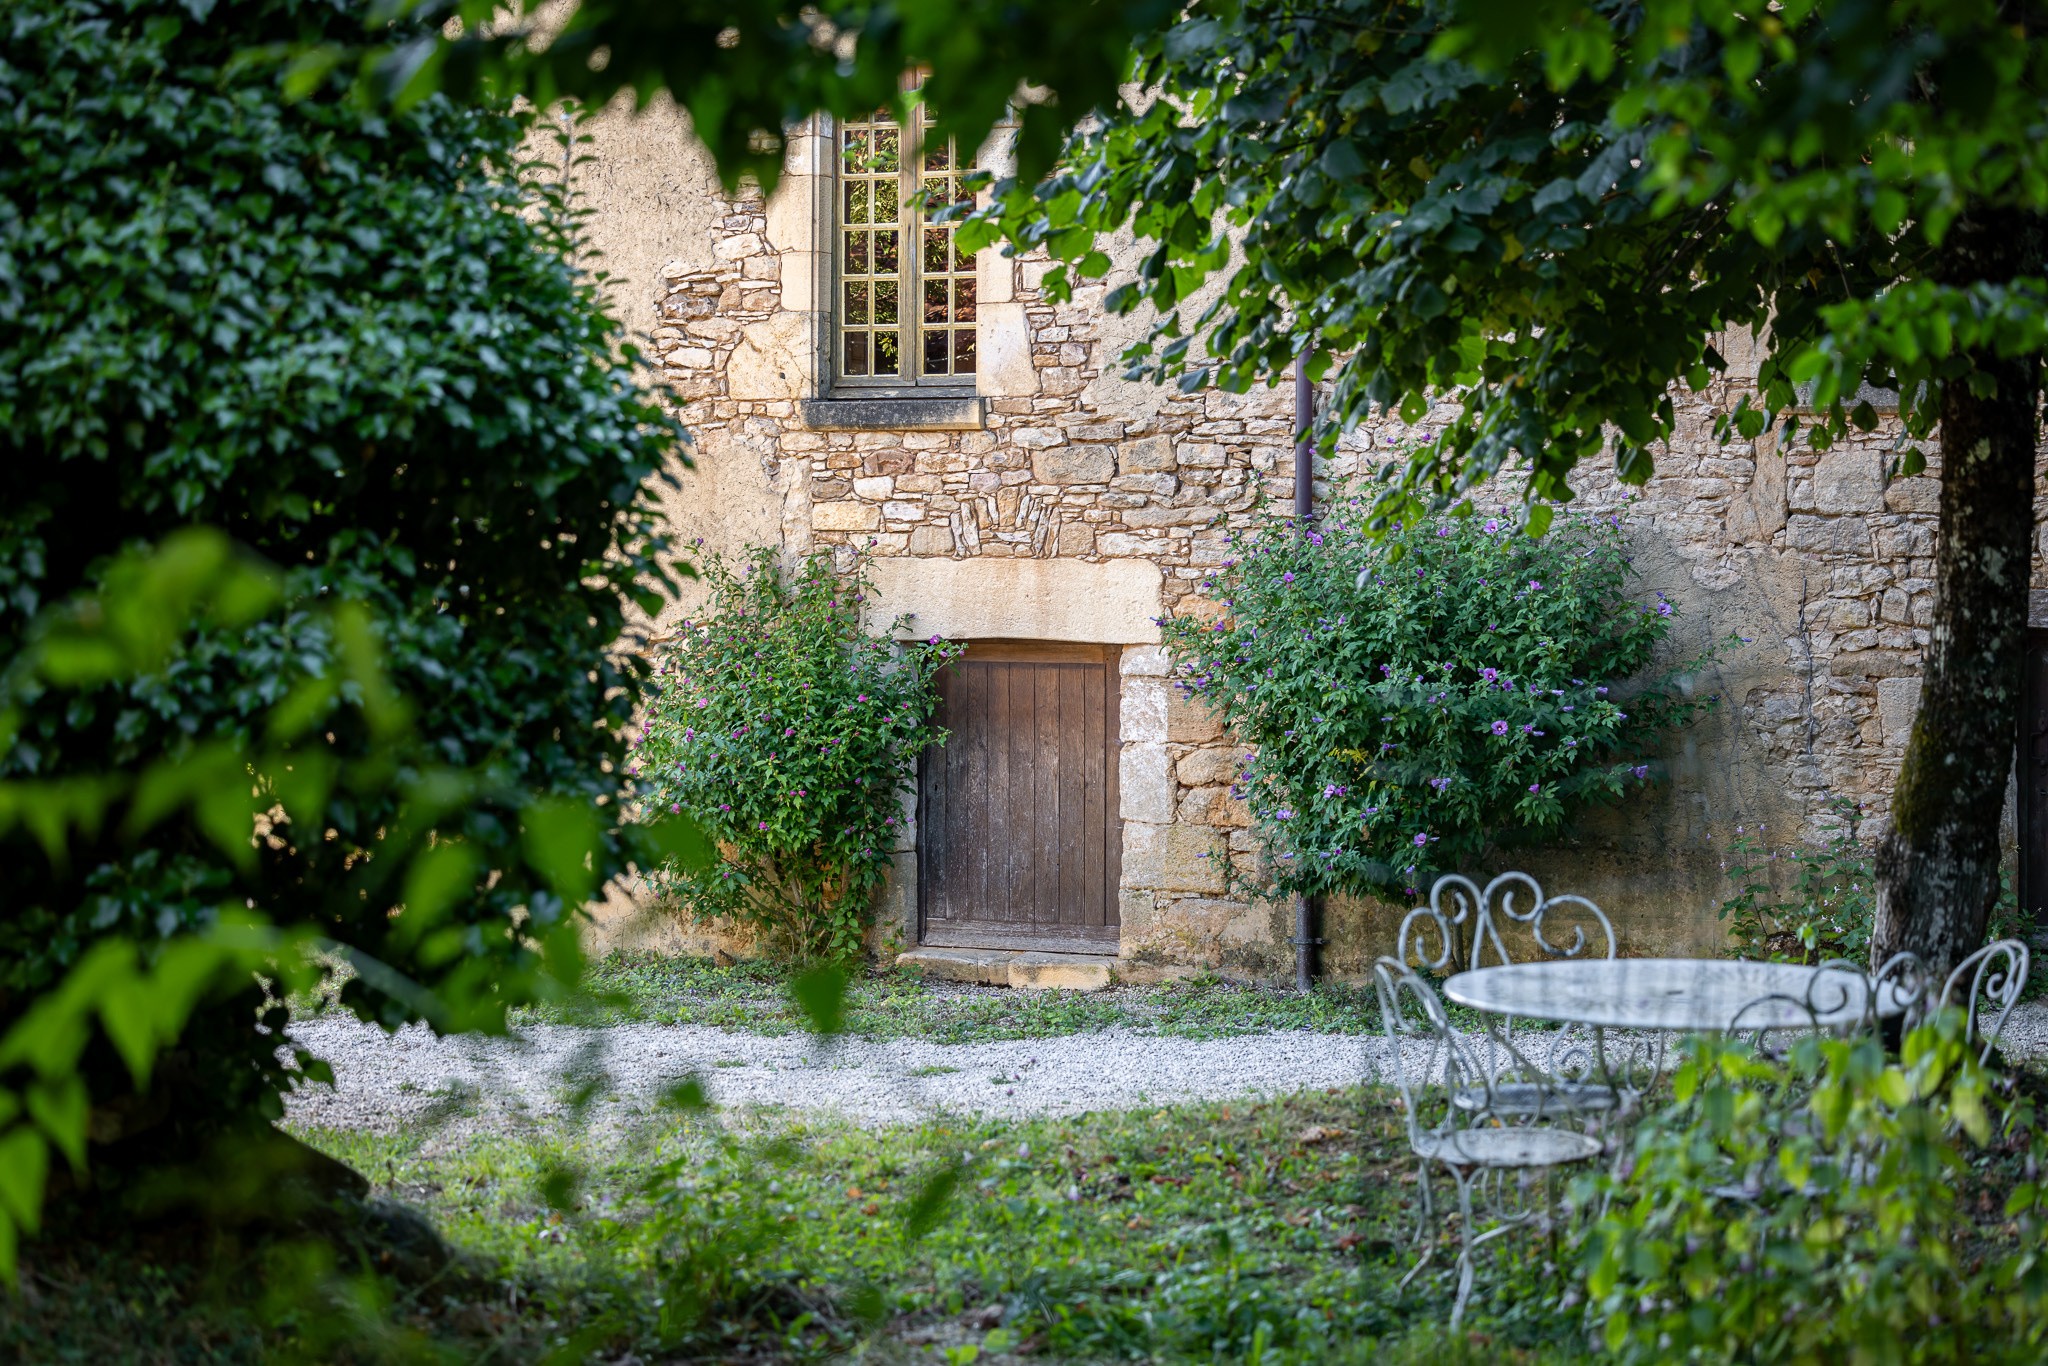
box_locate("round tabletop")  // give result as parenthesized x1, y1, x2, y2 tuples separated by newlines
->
(1443, 958, 1902, 1032)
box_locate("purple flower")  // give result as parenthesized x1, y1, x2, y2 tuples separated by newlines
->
(1491, 720, 1510, 736)
(758, 821, 769, 830)
(928, 634, 941, 644)
(1483, 518, 1500, 534)
(1413, 832, 1429, 847)
(1429, 777, 1452, 792)
(857, 694, 868, 702)
(1632, 765, 1650, 780)
(1481, 668, 1499, 684)
(1657, 602, 1673, 617)
(1282, 571, 1296, 583)
(1529, 580, 1542, 591)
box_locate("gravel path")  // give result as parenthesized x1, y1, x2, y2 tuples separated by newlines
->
(283, 1017, 1383, 1136)
(283, 1002, 2048, 1139)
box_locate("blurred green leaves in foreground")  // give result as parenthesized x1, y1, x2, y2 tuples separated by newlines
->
(0, 529, 712, 1281)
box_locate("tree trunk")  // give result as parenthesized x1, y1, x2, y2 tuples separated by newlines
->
(1871, 211, 2043, 984)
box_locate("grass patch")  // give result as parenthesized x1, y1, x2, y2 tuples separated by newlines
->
(514, 951, 1376, 1042)
(279, 1087, 1586, 1362)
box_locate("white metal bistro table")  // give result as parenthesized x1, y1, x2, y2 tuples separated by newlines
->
(1443, 958, 1908, 1034)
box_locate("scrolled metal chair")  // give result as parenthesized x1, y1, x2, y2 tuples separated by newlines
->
(1936, 939, 2030, 1064)
(1396, 871, 1616, 976)
(1396, 871, 1634, 1121)
(1371, 956, 1601, 1328)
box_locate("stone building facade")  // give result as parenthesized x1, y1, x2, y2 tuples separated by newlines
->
(571, 101, 2048, 977)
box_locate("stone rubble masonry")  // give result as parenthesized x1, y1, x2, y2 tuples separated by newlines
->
(629, 135, 2048, 976)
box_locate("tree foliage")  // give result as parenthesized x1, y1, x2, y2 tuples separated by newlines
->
(1162, 499, 1714, 901)
(308, 0, 1176, 195)
(974, 0, 2048, 522)
(633, 548, 957, 962)
(0, 0, 687, 1133)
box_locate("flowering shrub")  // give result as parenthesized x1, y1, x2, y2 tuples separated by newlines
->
(631, 547, 959, 963)
(1160, 498, 1722, 900)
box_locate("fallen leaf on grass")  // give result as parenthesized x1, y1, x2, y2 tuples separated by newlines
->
(1296, 1125, 1350, 1144)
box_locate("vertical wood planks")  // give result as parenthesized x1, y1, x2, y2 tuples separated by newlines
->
(917, 650, 1122, 945)
(2021, 630, 2048, 936)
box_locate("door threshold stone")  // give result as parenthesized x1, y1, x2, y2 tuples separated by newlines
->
(896, 947, 1116, 992)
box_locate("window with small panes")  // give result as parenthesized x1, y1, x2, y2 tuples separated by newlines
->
(835, 90, 976, 390)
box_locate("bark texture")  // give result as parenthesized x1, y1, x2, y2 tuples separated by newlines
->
(1872, 209, 2044, 982)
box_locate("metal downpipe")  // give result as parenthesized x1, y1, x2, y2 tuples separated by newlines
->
(1293, 350, 1322, 993)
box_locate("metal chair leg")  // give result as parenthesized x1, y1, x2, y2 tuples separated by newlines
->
(1451, 1168, 1477, 1328)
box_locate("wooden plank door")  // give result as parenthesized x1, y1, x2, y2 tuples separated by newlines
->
(918, 642, 1121, 952)
(2019, 629, 2048, 940)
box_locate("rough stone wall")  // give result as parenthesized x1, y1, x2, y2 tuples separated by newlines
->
(578, 115, 2047, 973)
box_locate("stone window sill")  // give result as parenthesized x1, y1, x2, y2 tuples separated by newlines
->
(800, 396, 986, 431)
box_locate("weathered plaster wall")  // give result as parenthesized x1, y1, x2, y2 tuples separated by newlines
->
(572, 109, 2047, 975)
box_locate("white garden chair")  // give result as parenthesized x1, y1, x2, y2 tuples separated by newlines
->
(1371, 956, 1601, 1328)
(1936, 939, 2030, 1064)
(1396, 871, 1637, 1122)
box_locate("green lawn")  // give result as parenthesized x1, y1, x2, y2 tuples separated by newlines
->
(283, 1088, 1585, 1363)
(511, 951, 1380, 1043)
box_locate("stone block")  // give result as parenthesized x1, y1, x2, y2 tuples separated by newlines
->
(977, 301, 1039, 398)
(1167, 692, 1226, 743)
(1111, 473, 1178, 496)
(1120, 743, 1174, 823)
(865, 556, 1163, 643)
(853, 476, 894, 500)
(1056, 521, 1097, 556)
(907, 524, 954, 556)
(1124, 435, 1177, 473)
(1034, 446, 1117, 483)
(1810, 449, 1884, 514)
(814, 500, 881, 532)
(896, 948, 1011, 985)
(1121, 822, 1228, 893)
(1787, 515, 1871, 557)
(1122, 678, 1169, 742)
(1119, 645, 1172, 677)
(726, 313, 812, 400)
(1008, 954, 1114, 992)
(1176, 747, 1245, 788)
(1012, 427, 1066, 450)
(1883, 476, 1940, 514)
(1877, 675, 1923, 745)
(1180, 785, 1249, 828)
(1122, 504, 1215, 528)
